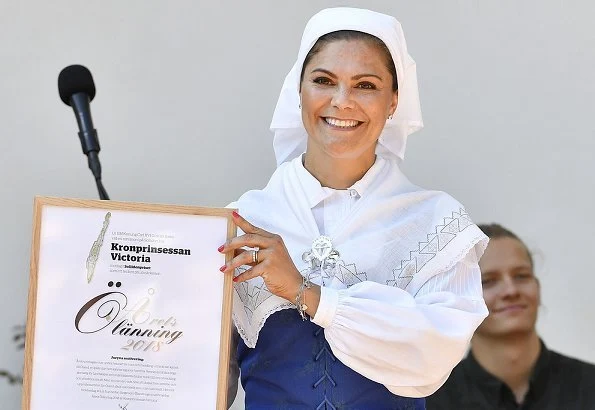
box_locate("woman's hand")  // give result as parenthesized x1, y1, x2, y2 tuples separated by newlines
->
(218, 211, 304, 303)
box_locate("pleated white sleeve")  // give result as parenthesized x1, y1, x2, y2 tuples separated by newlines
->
(311, 247, 488, 398)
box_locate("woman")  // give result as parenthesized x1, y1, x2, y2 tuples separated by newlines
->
(219, 7, 489, 409)
(427, 224, 595, 409)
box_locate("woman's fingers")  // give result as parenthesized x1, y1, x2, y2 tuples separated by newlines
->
(216, 212, 302, 301)
(232, 263, 266, 284)
(231, 211, 258, 234)
(218, 212, 274, 252)
(223, 233, 267, 251)
(231, 211, 276, 238)
(220, 248, 266, 273)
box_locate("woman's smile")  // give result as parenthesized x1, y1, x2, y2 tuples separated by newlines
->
(323, 117, 362, 129)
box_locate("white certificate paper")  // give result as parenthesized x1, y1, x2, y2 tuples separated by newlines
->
(23, 198, 235, 410)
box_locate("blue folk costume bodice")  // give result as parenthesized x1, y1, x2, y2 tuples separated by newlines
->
(238, 309, 425, 410)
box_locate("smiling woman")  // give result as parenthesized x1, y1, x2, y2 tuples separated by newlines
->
(221, 7, 490, 409)
(299, 33, 398, 188)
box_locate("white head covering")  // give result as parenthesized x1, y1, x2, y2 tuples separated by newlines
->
(270, 7, 423, 166)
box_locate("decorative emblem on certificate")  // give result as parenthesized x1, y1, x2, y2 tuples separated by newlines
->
(86, 211, 111, 283)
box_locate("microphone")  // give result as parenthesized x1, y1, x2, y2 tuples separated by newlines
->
(58, 65, 109, 200)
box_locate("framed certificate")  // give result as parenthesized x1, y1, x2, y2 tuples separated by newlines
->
(22, 197, 236, 410)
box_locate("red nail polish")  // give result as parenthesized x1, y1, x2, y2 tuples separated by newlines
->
(233, 276, 239, 282)
(219, 265, 227, 272)
(232, 211, 240, 218)
(217, 245, 224, 252)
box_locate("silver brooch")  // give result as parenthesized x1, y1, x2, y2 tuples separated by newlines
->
(302, 235, 340, 275)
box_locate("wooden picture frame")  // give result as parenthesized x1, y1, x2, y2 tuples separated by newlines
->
(22, 197, 236, 410)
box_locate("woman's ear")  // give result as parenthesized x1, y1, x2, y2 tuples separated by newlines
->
(390, 91, 398, 117)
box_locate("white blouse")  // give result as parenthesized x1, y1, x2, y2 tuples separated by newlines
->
(308, 168, 487, 397)
(228, 157, 488, 401)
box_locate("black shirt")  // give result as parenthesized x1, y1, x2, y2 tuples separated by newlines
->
(426, 341, 595, 409)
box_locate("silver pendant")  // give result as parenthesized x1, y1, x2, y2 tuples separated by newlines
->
(302, 235, 340, 274)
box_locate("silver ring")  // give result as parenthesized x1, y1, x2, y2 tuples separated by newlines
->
(252, 249, 259, 264)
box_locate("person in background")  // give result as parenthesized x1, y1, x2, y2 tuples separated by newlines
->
(427, 223, 595, 409)
(220, 7, 489, 409)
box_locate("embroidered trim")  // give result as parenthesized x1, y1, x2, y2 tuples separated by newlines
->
(332, 261, 367, 288)
(387, 208, 474, 289)
(234, 267, 275, 321)
(233, 302, 294, 349)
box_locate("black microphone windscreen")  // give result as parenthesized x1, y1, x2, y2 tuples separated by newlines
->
(58, 65, 96, 106)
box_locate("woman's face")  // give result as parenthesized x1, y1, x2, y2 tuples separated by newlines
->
(299, 39, 398, 163)
(475, 237, 540, 338)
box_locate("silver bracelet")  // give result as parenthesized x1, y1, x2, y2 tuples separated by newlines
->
(295, 276, 311, 321)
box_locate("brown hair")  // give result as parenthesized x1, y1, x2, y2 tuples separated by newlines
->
(478, 223, 534, 268)
(300, 30, 398, 92)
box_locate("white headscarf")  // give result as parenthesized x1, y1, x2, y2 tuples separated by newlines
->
(270, 7, 423, 166)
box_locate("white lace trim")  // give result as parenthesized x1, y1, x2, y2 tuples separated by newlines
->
(233, 301, 294, 349)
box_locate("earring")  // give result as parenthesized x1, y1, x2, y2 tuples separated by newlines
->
(388, 113, 393, 120)
(299, 103, 301, 109)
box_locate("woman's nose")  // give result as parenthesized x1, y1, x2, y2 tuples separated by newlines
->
(331, 85, 355, 109)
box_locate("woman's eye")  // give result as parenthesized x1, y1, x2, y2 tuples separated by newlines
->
(313, 77, 333, 85)
(356, 82, 376, 90)
(481, 278, 496, 287)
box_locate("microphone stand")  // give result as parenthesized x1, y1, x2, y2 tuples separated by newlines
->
(86, 151, 109, 200)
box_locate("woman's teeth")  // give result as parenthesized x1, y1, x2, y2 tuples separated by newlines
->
(325, 118, 359, 128)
